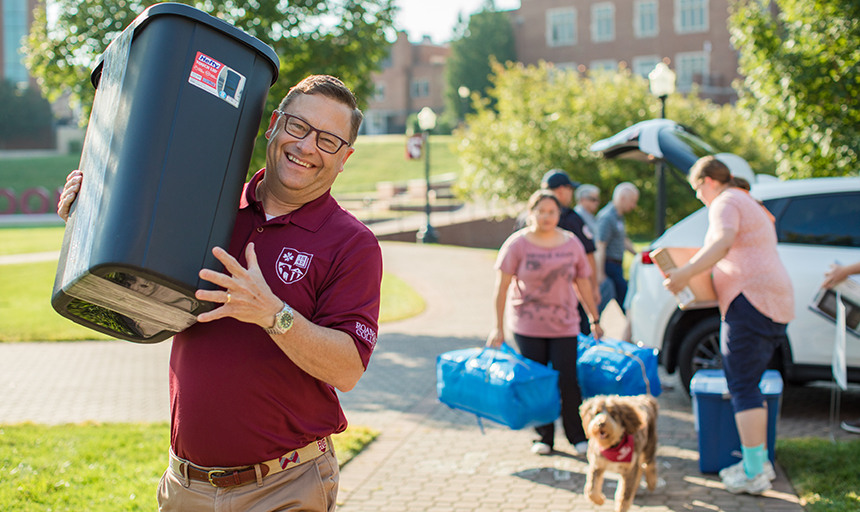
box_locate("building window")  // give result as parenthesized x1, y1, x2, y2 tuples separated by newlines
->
(675, 0, 709, 34)
(675, 51, 709, 89)
(3, 0, 30, 84)
(632, 56, 662, 78)
(546, 8, 577, 47)
(591, 3, 615, 43)
(380, 50, 393, 69)
(410, 79, 429, 98)
(553, 62, 578, 72)
(364, 111, 388, 135)
(634, 0, 659, 38)
(589, 59, 618, 73)
(373, 83, 385, 102)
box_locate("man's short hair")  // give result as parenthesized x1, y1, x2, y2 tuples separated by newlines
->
(575, 184, 600, 202)
(278, 75, 363, 145)
(541, 169, 580, 190)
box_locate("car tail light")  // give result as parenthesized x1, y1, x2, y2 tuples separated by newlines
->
(640, 250, 654, 265)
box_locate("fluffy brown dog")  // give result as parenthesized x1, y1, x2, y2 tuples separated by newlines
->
(579, 394, 659, 512)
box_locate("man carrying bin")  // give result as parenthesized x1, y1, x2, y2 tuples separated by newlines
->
(58, 75, 383, 512)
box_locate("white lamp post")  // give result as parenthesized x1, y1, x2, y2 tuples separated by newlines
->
(416, 107, 439, 244)
(457, 86, 470, 119)
(648, 62, 676, 237)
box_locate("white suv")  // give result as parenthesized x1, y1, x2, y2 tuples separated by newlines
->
(628, 176, 860, 394)
(590, 119, 860, 394)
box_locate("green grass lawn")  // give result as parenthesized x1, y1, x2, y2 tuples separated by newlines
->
(0, 154, 82, 211)
(0, 260, 114, 341)
(0, 226, 65, 255)
(0, 228, 425, 341)
(0, 260, 424, 342)
(777, 438, 860, 511)
(0, 423, 377, 512)
(332, 134, 461, 194)
(379, 272, 425, 323)
(0, 135, 461, 200)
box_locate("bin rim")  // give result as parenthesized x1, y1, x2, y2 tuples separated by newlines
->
(690, 368, 784, 396)
(90, 2, 280, 89)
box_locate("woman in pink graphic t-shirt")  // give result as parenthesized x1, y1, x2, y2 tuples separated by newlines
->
(488, 190, 603, 456)
(664, 156, 794, 496)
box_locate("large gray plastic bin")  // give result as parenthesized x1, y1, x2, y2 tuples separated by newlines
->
(52, 3, 279, 343)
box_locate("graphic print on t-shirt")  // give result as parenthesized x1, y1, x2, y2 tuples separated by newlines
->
(277, 247, 314, 285)
(519, 255, 575, 327)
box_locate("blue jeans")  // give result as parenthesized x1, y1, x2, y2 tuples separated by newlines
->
(604, 260, 627, 313)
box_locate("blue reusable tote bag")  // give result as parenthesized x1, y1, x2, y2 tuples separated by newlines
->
(436, 343, 560, 430)
(577, 334, 662, 398)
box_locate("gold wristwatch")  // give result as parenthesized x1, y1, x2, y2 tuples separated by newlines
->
(264, 301, 294, 335)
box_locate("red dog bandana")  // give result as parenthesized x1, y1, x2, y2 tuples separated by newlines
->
(600, 434, 635, 463)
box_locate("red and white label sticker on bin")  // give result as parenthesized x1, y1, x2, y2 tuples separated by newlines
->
(188, 51, 246, 108)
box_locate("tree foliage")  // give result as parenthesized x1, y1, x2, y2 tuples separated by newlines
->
(444, 1, 516, 121)
(24, 0, 395, 171)
(454, 61, 776, 237)
(729, 0, 860, 178)
(0, 80, 54, 146)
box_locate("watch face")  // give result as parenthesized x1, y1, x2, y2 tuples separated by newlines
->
(275, 304, 293, 332)
(277, 307, 293, 330)
(265, 303, 293, 334)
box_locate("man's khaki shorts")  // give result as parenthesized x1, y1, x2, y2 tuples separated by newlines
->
(157, 449, 338, 512)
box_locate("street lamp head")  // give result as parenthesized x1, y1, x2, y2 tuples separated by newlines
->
(417, 107, 437, 131)
(457, 86, 470, 99)
(649, 63, 676, 98)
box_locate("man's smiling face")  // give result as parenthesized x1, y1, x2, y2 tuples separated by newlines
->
(264, 93, 354, 205)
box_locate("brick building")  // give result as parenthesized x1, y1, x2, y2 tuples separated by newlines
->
(363, 32, 449, 135)
(510, 0, 738, 103)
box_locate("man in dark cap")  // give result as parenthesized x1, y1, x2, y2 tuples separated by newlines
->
(515, 170, 600, 334)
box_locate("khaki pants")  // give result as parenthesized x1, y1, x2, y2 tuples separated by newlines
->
(157, 449, 339, 512)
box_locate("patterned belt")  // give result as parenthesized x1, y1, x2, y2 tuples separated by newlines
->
(170, 437, 331, 488)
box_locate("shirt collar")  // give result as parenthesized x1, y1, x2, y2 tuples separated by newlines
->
(241, 169, 337, 233)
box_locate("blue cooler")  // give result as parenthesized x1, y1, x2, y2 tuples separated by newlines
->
(690, 369, 783, 473)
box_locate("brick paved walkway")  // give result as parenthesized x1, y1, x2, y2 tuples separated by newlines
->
(2, 241, 859, 511)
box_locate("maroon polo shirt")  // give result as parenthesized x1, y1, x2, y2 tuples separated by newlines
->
(169, 169, 382, 467)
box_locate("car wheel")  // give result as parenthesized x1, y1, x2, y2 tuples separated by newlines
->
(678, 316, 723, 395)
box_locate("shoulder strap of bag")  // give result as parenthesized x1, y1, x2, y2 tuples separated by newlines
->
(592, 344, 652, 396)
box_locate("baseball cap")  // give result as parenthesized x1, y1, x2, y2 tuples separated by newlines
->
(541, 170, 580, 189)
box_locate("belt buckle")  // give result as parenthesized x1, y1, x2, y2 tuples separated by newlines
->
(207, 469, 228, 487)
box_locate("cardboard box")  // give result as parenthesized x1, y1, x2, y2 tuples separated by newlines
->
(691, 369, 782, 473)
(651, 247, 718, 309)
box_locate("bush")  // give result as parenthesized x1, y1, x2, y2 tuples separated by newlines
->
(454, 61, 776, 237)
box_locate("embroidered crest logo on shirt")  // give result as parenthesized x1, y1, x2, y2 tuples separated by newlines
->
(280, 451, 300, 468)
(317, 438, 328, 453)
(277, 248, 313, 285)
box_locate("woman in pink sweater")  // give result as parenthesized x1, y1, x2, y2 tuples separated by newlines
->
(488, 190, 603, 456)
(664, 156, 794, 496)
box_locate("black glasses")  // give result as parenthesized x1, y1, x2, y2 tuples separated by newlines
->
(274, 110, 351, 154)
